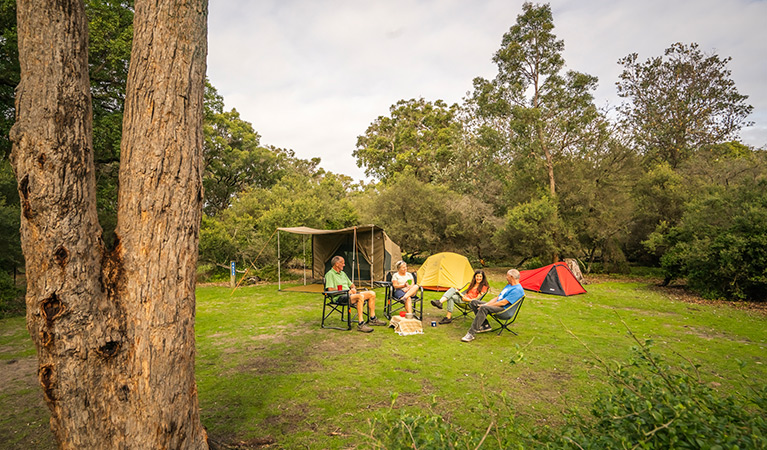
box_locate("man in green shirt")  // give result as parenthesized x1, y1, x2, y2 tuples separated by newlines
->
(325, 256, 386, 332)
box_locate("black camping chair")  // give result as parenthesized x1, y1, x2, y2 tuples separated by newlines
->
(488, 296, 525, 336)
(321, 278, 369, 330)
(382, 271, 424, 320)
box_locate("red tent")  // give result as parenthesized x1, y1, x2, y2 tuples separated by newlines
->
(519, 262, 586, 296)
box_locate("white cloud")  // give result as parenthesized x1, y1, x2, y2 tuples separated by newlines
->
(208, 0, 767, 181)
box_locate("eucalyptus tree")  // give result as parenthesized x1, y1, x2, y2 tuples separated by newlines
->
(202, 82, 286, 216)
(11, 0, 209, 447)
(617, 42, 753, 169)
(468, 2, 602, 199)
(467, 2, 605, 262)
(354, 98, 463, 184)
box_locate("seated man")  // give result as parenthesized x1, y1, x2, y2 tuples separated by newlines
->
(325, 256, 386, 333)
(461, 269, 523, 342)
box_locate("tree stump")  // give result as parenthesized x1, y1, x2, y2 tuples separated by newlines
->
(565, 258, 586, 285)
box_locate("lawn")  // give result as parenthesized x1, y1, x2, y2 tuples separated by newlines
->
(1, 273, 765, 449)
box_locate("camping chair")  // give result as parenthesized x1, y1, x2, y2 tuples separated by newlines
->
(321, 282, 369, 330)
(452, 284, 488, 320)
(488, 296, 525, 336)
(382, 271, 424, 320)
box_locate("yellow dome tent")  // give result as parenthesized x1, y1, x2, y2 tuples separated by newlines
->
(416, 252, 474, 291)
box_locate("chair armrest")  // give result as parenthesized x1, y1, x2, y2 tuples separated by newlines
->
(323, 289, 349, 296)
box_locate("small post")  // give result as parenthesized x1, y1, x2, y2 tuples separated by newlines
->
(230, 261, 236, 288)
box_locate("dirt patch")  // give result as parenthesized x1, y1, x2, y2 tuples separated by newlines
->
(0, 356, 38, 393)
(678, 325, 754, 343)
(586, 275, 767, 317)
(650, 285, 767, 317)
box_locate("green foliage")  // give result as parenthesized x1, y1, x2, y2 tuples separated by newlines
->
(202, 82, 295, 216)
(540, 342, 767, 449)
(354, 98, 464, 184)
(366, 393, 528, 449)
(0, 270, 22, 318)
(617, 42, 753, 168)
(646, 179, 767, 300)
(353, 174, 501, 261)
(0, 160, 21, 273)
(198, 170, 359, 279)
(367, 337, 767, 450)
(493, 195, 568, 265)
(0, 0, 18, 159)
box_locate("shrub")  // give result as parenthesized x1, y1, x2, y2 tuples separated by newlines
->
(0, 271, 23, 318)
(368, 332, 767, 449)
(540, 344, 767, 449)
(646, 179, 767, 301)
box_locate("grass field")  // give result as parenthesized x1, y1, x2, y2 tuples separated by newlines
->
(1, 272, 765, 449)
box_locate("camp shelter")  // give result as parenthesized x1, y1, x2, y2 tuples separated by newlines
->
(519, 262, 586, 296)
(276, 225, 402, 290)
(416, 252, 475, 291)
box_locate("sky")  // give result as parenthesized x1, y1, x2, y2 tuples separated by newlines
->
(207, 0, 767, 182)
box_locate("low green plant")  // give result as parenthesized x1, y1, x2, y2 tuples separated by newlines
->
(366, 320, 767, 449)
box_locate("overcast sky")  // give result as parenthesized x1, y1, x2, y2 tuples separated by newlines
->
(207, 0, 767, 182)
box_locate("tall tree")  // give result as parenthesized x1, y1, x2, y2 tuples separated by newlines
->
(11, 1, 209, 448)
(202, 82, 285, 216)
(617, 42, 753, 168)
(354, 98, 463, 184)
(468, 2, 603, 262)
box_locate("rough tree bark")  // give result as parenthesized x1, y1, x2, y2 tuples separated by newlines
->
(10, 0, 209, 448)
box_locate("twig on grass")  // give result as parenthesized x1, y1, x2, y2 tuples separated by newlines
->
(474, 420, 494, 450)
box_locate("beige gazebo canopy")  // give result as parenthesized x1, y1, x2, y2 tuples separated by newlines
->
(276, 225, 402, 290)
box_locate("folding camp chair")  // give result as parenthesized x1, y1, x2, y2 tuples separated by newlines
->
(382, 271, 424, 320)
(321, 284, 368, 330)
(452, 285, 488, 320)
(488, 296, 525, 335)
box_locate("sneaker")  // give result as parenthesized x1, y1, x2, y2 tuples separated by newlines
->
(430, 300, 443, 310)
(357, 323, 374, 333)
(368, 317, 386, 326)
(461, 333, 475, 342)
(477, 323, 492, 333)
(439, 317, 453, 324)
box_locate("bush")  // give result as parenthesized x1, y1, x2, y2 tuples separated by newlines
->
(646, 180, 767, 301)
(368, 335, 767, 449)
(0, 271, 23, 318)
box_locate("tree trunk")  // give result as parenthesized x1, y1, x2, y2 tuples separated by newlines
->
(10, 0, 209, 448)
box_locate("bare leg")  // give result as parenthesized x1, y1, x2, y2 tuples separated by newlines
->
(401, 284, 418, 313)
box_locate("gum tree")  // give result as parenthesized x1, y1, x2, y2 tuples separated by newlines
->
(10, 0, 209, 447)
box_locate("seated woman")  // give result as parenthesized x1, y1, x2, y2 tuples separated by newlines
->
(391, 261, 419, 314)
(430, 270, 489, 324)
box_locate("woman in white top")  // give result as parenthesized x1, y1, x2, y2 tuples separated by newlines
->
(391, 261, 418, 314)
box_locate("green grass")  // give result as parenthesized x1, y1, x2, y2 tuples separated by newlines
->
(1, 278, 765, 449)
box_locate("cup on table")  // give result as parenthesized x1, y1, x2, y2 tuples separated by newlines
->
(399, 311, 406, 317)
(406, 313, 413, 319)
(337, 284, 343, 291)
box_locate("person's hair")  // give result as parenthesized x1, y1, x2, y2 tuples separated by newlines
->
(395, 260, 406, 270)
(331, 255, 344, 266)
(507, 269, 520, 280)
(466, 270, 489, 293)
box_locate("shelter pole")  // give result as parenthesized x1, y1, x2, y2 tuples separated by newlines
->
(371, 227, 374, 287)
(352, 227, 357, 285)
(277, 230, 281, 291)
(302, 235, 306, 285)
